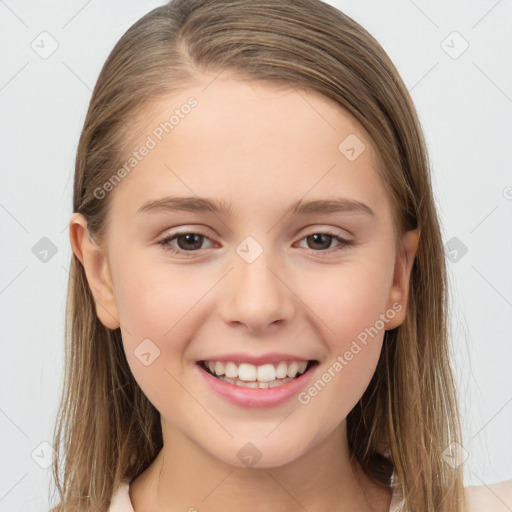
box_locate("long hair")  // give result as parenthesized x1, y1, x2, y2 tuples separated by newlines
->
(50, 1, 464, 510)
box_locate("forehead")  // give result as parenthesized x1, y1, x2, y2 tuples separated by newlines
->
(109, 75, 391, 223)
(136, 76, 366, 150)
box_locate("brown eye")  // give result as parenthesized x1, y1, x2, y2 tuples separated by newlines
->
(296, 231, 352, 254)
(305, 233, 336, 250)
(157, 231, 214, 256)
(174, 233, 205, 251)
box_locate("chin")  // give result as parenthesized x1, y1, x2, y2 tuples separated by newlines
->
(206, 436, 310, 470)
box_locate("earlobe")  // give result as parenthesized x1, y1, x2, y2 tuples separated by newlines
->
(385, 228, 420, 330)
(68, 213, 120, 330)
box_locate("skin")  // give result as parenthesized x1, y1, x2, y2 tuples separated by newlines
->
(70, 73, 419, 512)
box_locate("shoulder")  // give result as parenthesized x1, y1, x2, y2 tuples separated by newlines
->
(390, 479, 512, 512)
(465, 480, 512, 512)
(108, 480, 134, 512)
(108, 478, 512, 512)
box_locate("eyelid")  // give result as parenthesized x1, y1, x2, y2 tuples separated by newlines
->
(156, 225, 354, 258)
(157, 225, 216, 241)
(156, 227, 216, 258)
(295, 224, 353, 239)
(158, 224, 353, 241)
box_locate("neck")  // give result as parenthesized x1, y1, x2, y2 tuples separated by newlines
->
(129, 420, 391, 512)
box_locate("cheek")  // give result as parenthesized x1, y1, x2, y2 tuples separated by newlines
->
(111, 255, 219, 397)
(293, 256, 393, 414)
(112, 260, 201, 417)
(112, 252, 211, 340)
(299, 256, 394, 350)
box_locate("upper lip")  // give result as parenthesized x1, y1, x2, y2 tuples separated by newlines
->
(197, 353, 315, 365)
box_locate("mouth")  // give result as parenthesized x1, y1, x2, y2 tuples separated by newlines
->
(198, 359, 318, 389)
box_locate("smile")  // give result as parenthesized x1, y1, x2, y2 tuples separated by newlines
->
(200, 360, 313, 389)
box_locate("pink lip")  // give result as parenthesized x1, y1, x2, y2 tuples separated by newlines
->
(195, 361, 318, 409)
(197, 353, 311, 365)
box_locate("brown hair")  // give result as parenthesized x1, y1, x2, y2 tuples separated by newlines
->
(50, 1, 464, 510)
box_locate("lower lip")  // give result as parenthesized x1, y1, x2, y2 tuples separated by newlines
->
(196, 363, 317, 409)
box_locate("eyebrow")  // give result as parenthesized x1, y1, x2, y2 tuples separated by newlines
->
(137, 196, 375, 218)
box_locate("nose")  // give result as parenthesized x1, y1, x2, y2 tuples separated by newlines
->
(218, 247, 296, 334)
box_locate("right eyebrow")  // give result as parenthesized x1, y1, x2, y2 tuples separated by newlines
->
(137, 196, 235, 216)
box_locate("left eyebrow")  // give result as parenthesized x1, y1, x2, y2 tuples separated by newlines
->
(290, 198, 375, 217)
(137, 196, 375, 218)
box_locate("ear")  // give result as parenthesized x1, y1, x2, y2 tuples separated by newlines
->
(68, 213, 120, 330)
(385, 228, 419, 330)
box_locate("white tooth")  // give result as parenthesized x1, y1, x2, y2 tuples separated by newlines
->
(268, 380, 283, 388)
(214, 362, 225, 376)
(224, 361, 238, 378)
(297, 361, 307, 374)
(257, 364, 276, 382)
(275, 361, 288, 379)
(238, 363, 257, 381)
(287, 361, 299, 378)
(207, 361, 215, 373)
(258, 381, 269, 388)
(243, 381, 258, 388)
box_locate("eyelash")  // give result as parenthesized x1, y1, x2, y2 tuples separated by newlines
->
(156, 230, 353, 257)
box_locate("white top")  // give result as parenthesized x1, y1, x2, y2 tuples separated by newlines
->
(108, 477, 512, 511)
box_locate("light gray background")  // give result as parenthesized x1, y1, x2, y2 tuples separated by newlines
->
(1, 1, 511, 510)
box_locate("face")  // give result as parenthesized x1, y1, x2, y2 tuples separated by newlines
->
(72, 74, 418, 469)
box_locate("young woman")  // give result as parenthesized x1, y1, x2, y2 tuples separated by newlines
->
(51, 1, 512, 511)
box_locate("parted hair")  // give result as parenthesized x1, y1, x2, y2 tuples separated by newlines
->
(50, 1, 464, 511)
